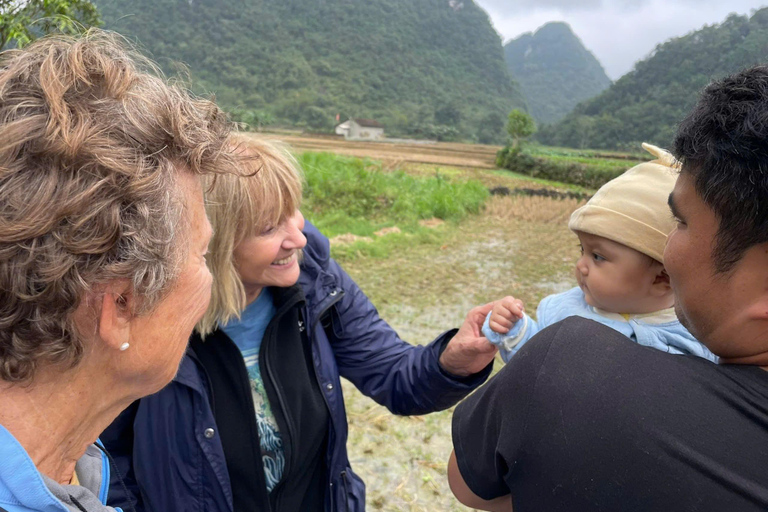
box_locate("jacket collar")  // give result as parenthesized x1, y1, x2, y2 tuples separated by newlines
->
(0, 424, 111, 511)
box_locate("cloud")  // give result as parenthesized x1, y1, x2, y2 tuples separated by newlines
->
(477, 0, 602, 14)
(477, 0, 728, 16)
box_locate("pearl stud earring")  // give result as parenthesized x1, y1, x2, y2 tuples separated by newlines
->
(119, 342, 130, 351)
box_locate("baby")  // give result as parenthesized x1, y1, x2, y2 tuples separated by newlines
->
(483, 143, 717, 363)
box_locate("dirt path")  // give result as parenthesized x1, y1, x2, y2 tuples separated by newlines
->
(246, 132, 502, 169)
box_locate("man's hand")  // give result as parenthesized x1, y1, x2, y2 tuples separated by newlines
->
(488, 296, 525, 334)
(439, 302, 498, 377)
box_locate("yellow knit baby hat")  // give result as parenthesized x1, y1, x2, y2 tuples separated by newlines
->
(568, 143, 679, 264)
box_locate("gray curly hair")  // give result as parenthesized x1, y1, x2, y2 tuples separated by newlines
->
(0, 30, 238, 382)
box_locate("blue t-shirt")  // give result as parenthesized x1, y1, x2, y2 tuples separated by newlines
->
(221, 289, 284, 492)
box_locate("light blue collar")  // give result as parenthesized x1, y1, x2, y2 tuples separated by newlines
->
(0, 424, 113, 511)
(0, 424, 69, 511)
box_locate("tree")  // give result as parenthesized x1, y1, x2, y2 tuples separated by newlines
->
(0, 0, 101, 50)
(506, 109, 536, 148)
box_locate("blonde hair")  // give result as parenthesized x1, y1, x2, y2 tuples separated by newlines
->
(197, 135, 303, 336)
(0, 30, 238, 382)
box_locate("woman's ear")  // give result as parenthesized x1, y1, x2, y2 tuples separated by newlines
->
(98, 287, 133, 352)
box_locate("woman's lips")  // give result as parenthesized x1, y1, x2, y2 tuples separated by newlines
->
(272, 253, 295, 266)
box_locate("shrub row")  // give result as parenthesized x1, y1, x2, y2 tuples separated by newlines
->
(496, 146, 629, 189)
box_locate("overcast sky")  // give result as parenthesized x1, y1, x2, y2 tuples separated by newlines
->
(474, 0, 768, 80)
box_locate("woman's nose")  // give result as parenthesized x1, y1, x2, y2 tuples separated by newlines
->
(284, 211, 307, 249)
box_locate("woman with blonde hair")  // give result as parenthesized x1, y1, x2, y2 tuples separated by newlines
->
(0, 31, 236, 512)
(104, 136, 498, 511)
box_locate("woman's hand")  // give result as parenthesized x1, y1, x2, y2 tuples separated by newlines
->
(439, 302, 498, 377)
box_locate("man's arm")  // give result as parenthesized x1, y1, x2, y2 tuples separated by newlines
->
(448, 451, 513, 512)
(449, 322, 570, 510)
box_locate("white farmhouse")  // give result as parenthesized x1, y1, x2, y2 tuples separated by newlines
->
(342, 118, 384, 140)
(334, 120, 351, 137)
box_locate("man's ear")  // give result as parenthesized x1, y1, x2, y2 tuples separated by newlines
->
(98, 288, 133, 352)
(650, 267, 672, 296)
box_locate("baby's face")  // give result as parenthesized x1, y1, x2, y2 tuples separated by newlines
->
(574, 231, 664, 314)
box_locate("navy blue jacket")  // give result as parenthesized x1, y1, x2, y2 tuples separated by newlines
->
(102, 222, 492, 511)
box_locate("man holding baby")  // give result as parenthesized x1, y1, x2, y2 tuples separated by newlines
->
(449, 66, 768, 511)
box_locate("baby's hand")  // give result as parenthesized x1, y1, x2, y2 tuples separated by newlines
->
(489, 296, 525, 334)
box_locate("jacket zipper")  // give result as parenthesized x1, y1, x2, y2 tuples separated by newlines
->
(262, 293, 305, 511)
(263, 354, 289, 512)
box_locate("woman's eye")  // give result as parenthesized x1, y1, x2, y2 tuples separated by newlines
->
(260, 226, 276, 236)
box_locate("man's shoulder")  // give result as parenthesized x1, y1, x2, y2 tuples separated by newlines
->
(526, 315, 628, 353)
(510, 316, 718, 388)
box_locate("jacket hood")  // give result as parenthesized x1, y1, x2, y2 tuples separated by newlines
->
(300, 221, 331, 279)
(299, 222, 339, 309)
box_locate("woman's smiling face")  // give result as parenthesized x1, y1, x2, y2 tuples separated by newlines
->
(232, 209, 307, 302)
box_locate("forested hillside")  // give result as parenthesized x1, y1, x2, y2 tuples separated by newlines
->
(537, 8, 768, 150)
(504, 22, 611, 125)
(98, 0, 525, 142)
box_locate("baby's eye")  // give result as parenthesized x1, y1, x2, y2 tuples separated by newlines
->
(592, 253, 605, 262)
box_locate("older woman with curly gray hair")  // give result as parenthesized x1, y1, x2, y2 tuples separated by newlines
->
(0, 31, 237, 512)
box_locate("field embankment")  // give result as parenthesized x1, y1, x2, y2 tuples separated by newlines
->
(254, 133, 502, 170)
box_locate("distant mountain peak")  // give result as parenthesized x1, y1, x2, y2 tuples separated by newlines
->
(535, 21, 575, 36)
(504, 21, 610, 125)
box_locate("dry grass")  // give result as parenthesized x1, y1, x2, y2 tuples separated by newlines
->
(253, 132, 502, 169)
(330, 233, 374, 246)
(484, 194, 585, 224)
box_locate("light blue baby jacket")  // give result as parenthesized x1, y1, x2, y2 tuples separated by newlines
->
(482, 287, 718, 364)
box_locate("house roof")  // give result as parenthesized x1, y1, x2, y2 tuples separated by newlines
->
(352, 118, 383, 128)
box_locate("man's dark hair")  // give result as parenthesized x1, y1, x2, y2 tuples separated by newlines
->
(674, 66, 768, 273)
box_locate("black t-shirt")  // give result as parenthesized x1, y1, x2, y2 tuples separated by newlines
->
(453, 316, 768, 512)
